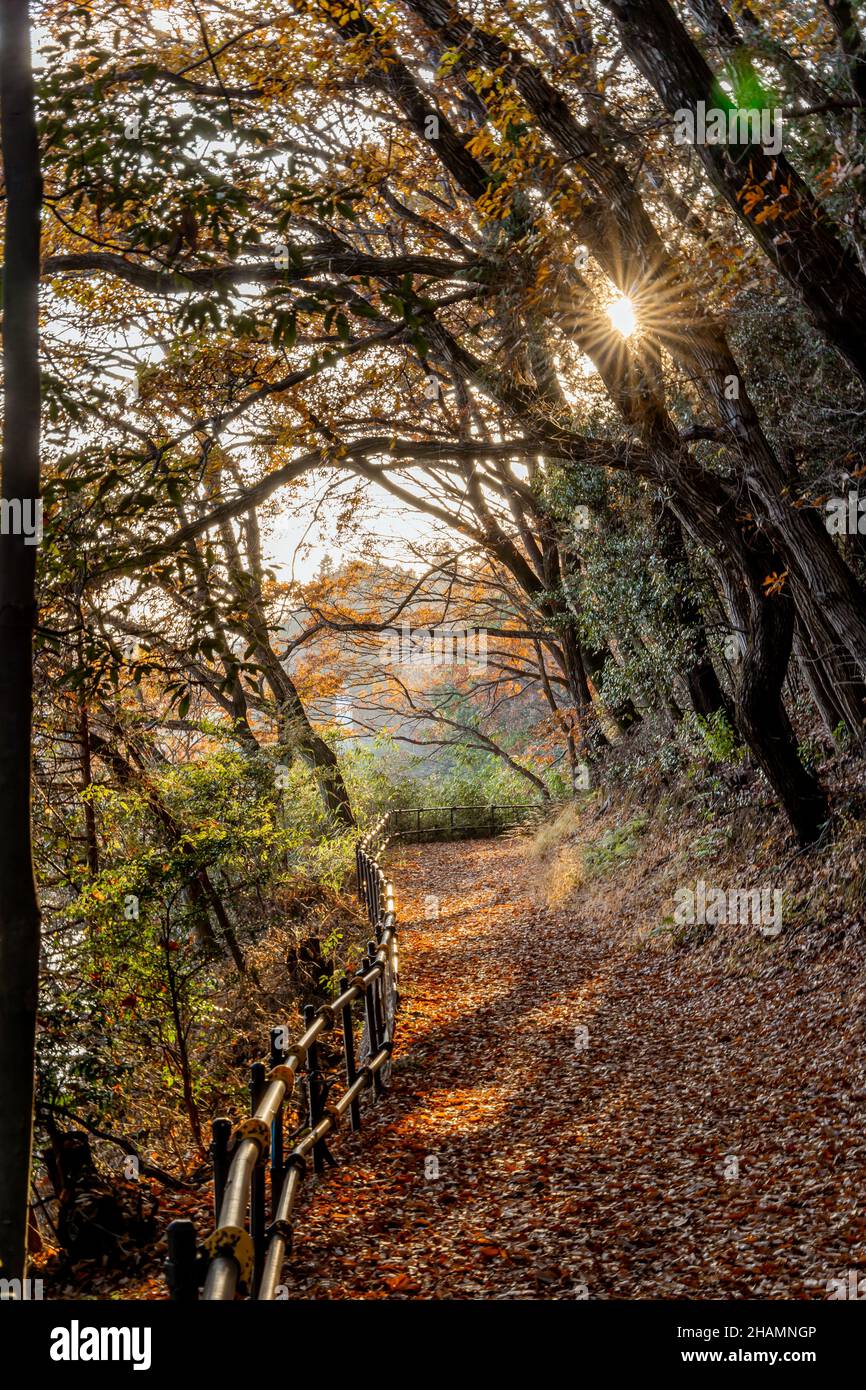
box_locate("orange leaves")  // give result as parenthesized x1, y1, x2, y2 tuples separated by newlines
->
(382, 1271, 420, 1291)
(737, 166, 799, 228)
(762, 570, 789, 596)
(53, 816, 866, 1302)
(470, 1235, 509, 1261)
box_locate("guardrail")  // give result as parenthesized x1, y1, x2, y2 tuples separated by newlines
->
(386, 802, 547, 843)
(163, 816, 397, 1301)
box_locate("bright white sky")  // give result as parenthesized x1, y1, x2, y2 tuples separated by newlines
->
(264, 472, 447, 583)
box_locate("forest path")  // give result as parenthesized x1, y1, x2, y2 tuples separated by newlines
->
(291, 835, 864, 1299)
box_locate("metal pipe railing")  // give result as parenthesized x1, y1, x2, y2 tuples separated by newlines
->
(165, 818, 398, 1302)
(385, 802, 550, 843)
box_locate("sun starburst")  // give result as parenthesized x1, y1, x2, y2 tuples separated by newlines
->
(606, 294, 637, 338)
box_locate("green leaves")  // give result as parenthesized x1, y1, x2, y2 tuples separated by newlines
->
(270, 308, 298, 348)
(180, 298, 223, 332)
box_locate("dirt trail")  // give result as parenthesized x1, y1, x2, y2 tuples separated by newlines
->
(291, 836, 866, 1299)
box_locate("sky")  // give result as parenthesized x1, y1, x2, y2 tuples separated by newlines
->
(264, 471, 448, 583)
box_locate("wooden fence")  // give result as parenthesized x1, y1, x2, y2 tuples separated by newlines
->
(163, 818, 396, 1300)
(386, 802, 548, 843)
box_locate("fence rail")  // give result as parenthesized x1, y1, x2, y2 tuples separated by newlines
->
(163, 817, 397, 1301)
(386, 802, 547, 843)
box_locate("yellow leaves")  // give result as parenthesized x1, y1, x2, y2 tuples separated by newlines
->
(316, 0, 353, 18)
(465, 129, 494, 160)
(474, 185, 507, 224)
(436, 49, 461, 80)
(463, 64, 489, 94)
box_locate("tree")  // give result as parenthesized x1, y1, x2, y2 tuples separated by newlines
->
(28, 0, 864, 851)
(0, 0, 42, 1282)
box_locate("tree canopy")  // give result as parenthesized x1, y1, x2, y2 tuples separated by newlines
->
(3, 0, 866, 1293)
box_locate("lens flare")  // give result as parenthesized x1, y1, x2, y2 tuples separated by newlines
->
(606, 294, 637, 338)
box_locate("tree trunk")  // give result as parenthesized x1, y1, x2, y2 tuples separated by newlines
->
(558, 616, 609, 753)
(604, 0, 866, 384)
(582, 642, 642, 733)
(654, 502, 732, 722)
(216, 506, 356, 829)
(732, 588, 829, 846)
(164, 941, 205, 1158)
(274, 685, 355, 828)
(799, 610, 866, 741)
(76, 646, 100, 877)
(822, 0, 866, 104)
(405, 0, 866, 682)
(0, 0, 42, 1285)
(792, 619, 849, 746)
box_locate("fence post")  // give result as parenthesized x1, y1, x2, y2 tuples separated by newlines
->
(250, 1061, 267, 1297)
(210, 1117, 231, 1225)
(341, 975, 361, 1132)
(489, 804, 496, 837)
(269, 1027, 286, 1215)
(165, 1218, 199, 1302)
(363, 952, 383, 1100)
(369, 938, 385, 1042)
(375, 870, 385, 941)
(365, 857, 375, 927)
(304, 1004, 326, 1174)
